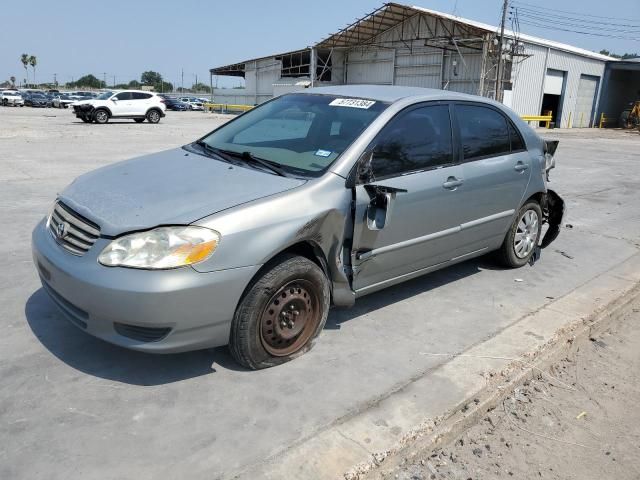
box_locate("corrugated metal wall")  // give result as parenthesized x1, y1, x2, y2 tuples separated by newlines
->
(511, 43, 606, 127)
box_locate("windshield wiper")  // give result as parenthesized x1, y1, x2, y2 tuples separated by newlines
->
(217, 148, 288, 177)
(193, 140, 234, 163)
(193, 142, 287, 177)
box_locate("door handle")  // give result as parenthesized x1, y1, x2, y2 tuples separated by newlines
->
(442, 176, 464, 190)
(514, 162, 529, 172)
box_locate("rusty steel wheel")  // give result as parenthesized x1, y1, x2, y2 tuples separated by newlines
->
(259, 280, 321, 356)
(230, 254, 330, 370)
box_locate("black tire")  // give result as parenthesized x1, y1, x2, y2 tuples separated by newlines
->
(146, 109, 161, 123)
(93, 109, 109, 124)
(134, 118, 145, 123)
(2, 99, 7, 106)
(229, 254, 330, 370)
(497, 200, 543, 268)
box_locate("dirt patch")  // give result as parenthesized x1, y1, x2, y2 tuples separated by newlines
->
(371, 299, 640, 480)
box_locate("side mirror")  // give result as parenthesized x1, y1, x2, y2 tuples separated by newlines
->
(111, 98, 117, 102)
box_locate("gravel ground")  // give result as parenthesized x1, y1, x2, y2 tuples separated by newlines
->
(375, 295, 640, 480)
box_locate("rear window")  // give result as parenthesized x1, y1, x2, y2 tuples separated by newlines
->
(456, 105, 511, 160)
(132, 92, 152, 100)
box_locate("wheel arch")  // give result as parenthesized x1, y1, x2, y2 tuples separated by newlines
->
(234, 240, 332, 314)
(93, 106, 111, 117)
(146, 107, 163, 117)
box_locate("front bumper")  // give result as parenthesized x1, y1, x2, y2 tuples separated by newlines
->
(31, 219, 260, 353)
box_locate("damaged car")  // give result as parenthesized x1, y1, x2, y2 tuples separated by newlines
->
(32, 85, 564, 369)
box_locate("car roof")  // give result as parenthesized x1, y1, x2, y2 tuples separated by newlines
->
(301, 84, 484, 104)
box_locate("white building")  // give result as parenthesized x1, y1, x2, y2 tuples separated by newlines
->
(210, 2, 633, 128)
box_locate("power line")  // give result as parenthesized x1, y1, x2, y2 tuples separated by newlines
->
(512, 0, 640, 23)
(514, 12, 640, 33)
(517, 19, 640, 41)
(513, 6, 640, 29)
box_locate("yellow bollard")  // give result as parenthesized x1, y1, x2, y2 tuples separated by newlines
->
(599, 112, 604, 128)
(580, 112, 584, 128)
(568, 111, 572, 129)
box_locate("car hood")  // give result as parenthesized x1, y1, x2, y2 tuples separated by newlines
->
(59, 147, 307, 236)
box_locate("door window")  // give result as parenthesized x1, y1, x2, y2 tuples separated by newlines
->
(132, 92, 152, 100)
(508, 122, 526, 152)
(456, 105, 511, 161)
(369, 104, 453, 179)
(114, 92, 132, 101)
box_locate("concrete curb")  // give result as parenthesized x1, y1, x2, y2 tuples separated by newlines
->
(235, 253, 640, 480)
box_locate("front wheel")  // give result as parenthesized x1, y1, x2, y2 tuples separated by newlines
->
(497, 200, 542, 268)
(229, 254, 330, 370)
(93, 109, 109, 124)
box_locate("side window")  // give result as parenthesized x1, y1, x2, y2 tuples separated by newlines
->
(508, 122, 526, 151)
(115, 92, 132, 101)
(457, 105, 510, 160)
(132, 92, 152, 100)
(370, 104, 453, 178)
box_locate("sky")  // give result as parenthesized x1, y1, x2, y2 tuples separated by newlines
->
(1, 0, 638, 88)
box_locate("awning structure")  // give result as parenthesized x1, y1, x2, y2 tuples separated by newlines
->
(210, 1, 614, 78)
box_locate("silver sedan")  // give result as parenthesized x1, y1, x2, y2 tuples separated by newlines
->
(32, 85, 564, 369)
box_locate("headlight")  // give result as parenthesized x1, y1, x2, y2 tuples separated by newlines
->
(98, 226, 220, 269)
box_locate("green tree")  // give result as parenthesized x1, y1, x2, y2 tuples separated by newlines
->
(192, 82, 211, 93)
(20, 54, 29, 85)
(67, 74, 105, 89)
(599, 49, 639, 59)
(10, 76, 16, 88)
(127, 80, 142, 89)
(141, 71, 162, 86)
(28, 55, 37, 86)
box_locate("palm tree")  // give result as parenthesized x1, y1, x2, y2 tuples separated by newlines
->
(20, 54, 29, 86)
(29, 55, 37, 87)
(10, 76, 16, 88)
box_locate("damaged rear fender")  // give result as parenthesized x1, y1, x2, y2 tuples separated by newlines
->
(540, 189, 565, 249)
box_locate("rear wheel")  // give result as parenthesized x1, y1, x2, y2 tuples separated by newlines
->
(93, 109, 109, 124)
(146, 109, 161, 123)
(497, 200, 542, 268)
(229, 254, 330, 370)
(134, 118, 145, 123)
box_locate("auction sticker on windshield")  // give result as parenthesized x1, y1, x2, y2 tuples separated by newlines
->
(329, 98, 376, 109)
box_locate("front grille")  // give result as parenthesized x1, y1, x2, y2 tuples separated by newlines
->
(48, 201, 101, 256)
(114, 323, 172, 343)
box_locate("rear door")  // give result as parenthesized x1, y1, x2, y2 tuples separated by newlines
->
(452, 103, 532, 252)
(131, 92, 153, 115)
(351, 102, 467, 293)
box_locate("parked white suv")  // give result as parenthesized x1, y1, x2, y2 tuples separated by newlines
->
(72, 90, 166, 124)
(1, 90, 25, 107)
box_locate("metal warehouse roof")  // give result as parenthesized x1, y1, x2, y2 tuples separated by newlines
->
(211, 2, 616, 74)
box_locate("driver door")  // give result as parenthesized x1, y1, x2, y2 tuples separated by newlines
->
(351, 103, 467, 293)
(111, 91, 133, 116)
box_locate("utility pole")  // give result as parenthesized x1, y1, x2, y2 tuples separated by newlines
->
(113, 75, 115, 88)
(495, 0, 508, 102)
(53, 73, 57, 86)
(103, 72, 107, 88)
(181, 68, 184, 94)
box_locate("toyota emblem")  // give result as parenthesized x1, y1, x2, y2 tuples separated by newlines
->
(57, 222, 68, 239)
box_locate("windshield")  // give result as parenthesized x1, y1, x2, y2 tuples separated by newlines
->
(199, 93, 388, 176)
(96, 91, 114, 100)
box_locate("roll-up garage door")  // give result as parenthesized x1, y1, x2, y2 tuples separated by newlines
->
(544, 69, 565, 95)
(573, 75, 599, 127)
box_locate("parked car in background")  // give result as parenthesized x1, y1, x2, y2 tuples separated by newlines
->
(52, 94, 75, 109)
(179, 97, 204, 110)
(157, 94, 189, 111)
(32, 85, 564, 369)
(72, 90, 166, 123)
(23, 92, 51, 107)
(1, 90, 24, 106)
